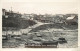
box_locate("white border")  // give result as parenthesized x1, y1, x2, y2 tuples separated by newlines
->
(0, 0, 80, 51)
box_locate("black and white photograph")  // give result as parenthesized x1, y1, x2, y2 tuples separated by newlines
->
(2, 0, 78, 48)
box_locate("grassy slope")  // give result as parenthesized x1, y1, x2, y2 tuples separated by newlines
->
(2, 17, 36, 30)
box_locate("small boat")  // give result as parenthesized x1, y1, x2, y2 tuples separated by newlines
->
(58, 37, 67, 44)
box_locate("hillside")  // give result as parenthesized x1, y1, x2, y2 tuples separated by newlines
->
(2, 17, 36, 30)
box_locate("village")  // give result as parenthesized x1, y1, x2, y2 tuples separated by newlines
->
(2, 8, 78, 48)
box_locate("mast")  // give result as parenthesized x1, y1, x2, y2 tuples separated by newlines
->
(11, 7, 12, 13)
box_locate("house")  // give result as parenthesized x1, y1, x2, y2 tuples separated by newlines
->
(2, 9, 6, 16)
(22, 14, 34, 20)
(2, 9, 9, 18)
(65, 15, 78, 25)
(2, 9, 22, 18)
(39, 17, 54, 23)
(34, 14, 54, 23)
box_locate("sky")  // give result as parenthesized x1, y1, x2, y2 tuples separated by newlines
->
(2, 0, 78, 14)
